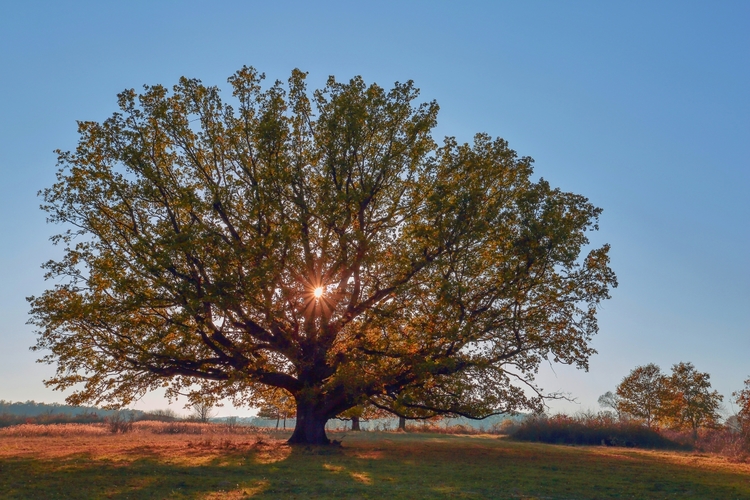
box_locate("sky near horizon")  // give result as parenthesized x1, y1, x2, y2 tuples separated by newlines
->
(0, 1, 747, 417)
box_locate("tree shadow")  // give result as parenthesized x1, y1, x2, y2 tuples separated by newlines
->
(0, 442, 366, 499)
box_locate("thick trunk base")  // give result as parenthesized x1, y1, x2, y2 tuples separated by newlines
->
(288, 409, 330, 445)
(351, 416, 361, 431)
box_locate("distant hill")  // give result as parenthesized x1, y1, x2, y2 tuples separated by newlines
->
(0, 400, 142, 418)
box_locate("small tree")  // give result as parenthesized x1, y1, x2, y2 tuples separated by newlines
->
(732, 377, 750, 442)
(615, 363, 666, 428)
(256, 388, 296, 429)
(190, 402, 215, 423)
(597, 391, 622, 418)
(337, 404, 387, 431)
(398, 415, 408, 431)
(661, 362, 722, 440)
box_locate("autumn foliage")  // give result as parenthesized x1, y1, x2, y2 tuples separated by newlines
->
(609, 362, 723, 439)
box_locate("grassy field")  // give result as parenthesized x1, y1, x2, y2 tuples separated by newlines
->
(0, 423, 748, 499)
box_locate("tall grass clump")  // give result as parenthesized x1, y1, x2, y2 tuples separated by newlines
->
(408, 423, 481, 435)
(510, 412, 686, 449)
(0, 423, 108, 437)
(133, 420, 259, 435)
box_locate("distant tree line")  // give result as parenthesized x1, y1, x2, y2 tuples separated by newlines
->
(0, 400, 135, 418)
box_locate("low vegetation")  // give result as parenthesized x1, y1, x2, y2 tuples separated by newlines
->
(1, 425, 748, 498)
(508, 413, 687, 449)
(508, 412, 750, 463)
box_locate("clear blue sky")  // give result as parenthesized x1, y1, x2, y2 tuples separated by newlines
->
(1, 1, 747, 417)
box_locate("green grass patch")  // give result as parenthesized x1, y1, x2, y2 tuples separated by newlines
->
(1, 430, 748, 498)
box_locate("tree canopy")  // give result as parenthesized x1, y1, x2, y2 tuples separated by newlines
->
(661, 362, 723, 439)
(734, 378, 750, 426)
(606, 361, 723, 438)
(615, 363, 665, 428)
(29, 67, 617, 444)
(733, 377, 750, 443)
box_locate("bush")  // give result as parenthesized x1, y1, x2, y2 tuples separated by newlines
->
(677, 423, 749, 462)
(104, 411, 135, 434)
(489, 418, 520, 435)
(138, 409, 179, 422)
(510, 412, 686, 449)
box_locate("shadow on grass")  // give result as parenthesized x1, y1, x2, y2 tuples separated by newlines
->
(0, 433, 748, 499)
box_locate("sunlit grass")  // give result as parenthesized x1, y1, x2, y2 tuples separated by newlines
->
(1, 427, 748, 498)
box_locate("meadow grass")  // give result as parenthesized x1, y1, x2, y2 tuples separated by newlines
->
(0, 425, 748, 499)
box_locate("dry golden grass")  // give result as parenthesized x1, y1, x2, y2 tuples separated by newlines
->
(0, 422, 286, 468)
(0, 422, 108, 437)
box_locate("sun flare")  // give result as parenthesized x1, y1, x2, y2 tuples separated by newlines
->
(313, 287, 324, 298)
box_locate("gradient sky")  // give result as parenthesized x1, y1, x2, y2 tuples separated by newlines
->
(1, 1, 747, 417)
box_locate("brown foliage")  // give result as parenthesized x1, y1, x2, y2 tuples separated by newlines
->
(615, 363, 665, 428)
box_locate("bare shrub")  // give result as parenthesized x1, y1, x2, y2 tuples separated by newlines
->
(693, 428, 747, 461)
(104, 411, 134, 434)
(132, 420, 258, 435)
(680, 424, 749, 462)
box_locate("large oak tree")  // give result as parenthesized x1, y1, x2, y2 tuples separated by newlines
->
(29, 67, 617, 444)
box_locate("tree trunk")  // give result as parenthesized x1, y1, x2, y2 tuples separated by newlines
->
(288, 401, 330, 445)
(398, 416, 406, 431)
(351, 416, 361, 431)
